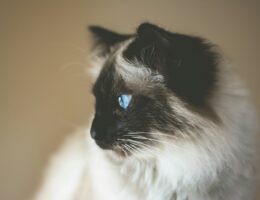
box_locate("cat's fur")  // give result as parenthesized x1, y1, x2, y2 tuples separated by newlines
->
(33, 23, 258, 200)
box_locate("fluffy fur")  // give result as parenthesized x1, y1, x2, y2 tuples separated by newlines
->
(33, 23, 258, 200)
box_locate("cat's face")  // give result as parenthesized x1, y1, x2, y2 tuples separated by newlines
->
(89, 23, 219, 158)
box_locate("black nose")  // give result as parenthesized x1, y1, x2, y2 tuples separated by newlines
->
(90, 116, 103, 140)
(90, 128, 114, 149)
(90, 127, 115, 143)
(90, 129, 97, 139)
(90, 116, 117, 149)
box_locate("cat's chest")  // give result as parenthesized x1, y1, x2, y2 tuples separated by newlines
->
(87, 157, 165, 200)
(85, 160, 206, 200)
(87, 162, 182, 200)
(86, 141, 207, 200)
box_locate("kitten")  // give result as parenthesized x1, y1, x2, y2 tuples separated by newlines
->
(33, 23, 258, 200)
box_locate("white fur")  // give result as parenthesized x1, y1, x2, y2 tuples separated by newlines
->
(115, 40, 164, 91)
(116, 55, 164, 88)
(33, 48, 258, 200)
(32, 130, 89, 200)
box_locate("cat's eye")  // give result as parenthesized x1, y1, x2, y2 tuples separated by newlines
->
(118, 94, 132, 110)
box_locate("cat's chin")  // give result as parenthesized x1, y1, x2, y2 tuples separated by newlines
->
(104, 147, 129, 163)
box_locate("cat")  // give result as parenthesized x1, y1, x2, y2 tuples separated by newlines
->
(33, 23, 258, 200)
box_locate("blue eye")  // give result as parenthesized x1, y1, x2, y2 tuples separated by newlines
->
(118, 94, 132, 110)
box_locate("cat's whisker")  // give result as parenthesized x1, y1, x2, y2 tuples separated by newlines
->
(123, 143, 141, 159)
(118, 138, 159, 152)
(122, 135, 200, 158)
(120, 137, 163, 157)
(127, 144, 150, 159)
(120, 143, 129, 154)
(123, 135, 154, 141)
(115, 143, 129, 157)
(129, 142, 161, 158)
(118, 137, 162, 159)
(125, 134, 176, 146)
(127, 131, 180, 140)
(126, 132, 150, 135)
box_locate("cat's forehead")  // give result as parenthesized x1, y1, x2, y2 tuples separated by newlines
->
(92, 39, 164, 96)
(92, 57, 120, 97)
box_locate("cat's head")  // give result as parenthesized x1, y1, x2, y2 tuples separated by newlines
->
(88, 23, 219, 159)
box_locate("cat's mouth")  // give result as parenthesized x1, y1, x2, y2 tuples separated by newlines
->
(94, 139, 129, 157)
(95, 139, 113, 150)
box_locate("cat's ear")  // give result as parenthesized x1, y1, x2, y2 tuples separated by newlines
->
(126, 22, 218, 106)
(88, 26, 131, 56)
(137, 23, 171, 69)
(123, 23, 171, 70)
(137, 22, 171, 49)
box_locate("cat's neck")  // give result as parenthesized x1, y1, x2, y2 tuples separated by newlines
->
(107, 151, 176, 200)
(87, 136, 214, 200)
(87, 139, 173, 200)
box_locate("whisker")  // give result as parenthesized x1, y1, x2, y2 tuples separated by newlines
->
(119, 138, 158, 159)
(118, 138, 158, 151)
(129, 142, 161, 158)
(116, 143, 128, 157)
(127, 131, 180, 140)
(126, 135, 174, 146)
(125, 136, 198, 156)
(122, 137, 162, 156)
(127, 143, 149, 159)
(118, 133, 199, 159)
(123, 143, 141, 159)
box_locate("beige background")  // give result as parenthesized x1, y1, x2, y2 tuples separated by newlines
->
(0, 0, 259, 200)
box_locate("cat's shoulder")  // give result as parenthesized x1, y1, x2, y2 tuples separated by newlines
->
(33, 129, 89, 200)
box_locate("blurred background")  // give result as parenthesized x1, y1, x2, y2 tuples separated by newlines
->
(1, 0, 259, 199)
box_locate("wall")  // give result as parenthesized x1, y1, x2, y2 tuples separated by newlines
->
(0, 0, 259, 199)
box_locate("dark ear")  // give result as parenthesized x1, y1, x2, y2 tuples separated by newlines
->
(124, 22, 219, 107)
(123, 23, 171, 70)
(88, 26, 131, 56)
(137, 23, 171, 47)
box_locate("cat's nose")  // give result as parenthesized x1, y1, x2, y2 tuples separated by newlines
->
(91, 127, 118, 149)
(90, 128, 115, 149)
(90, 127, 115, 143)
(90, 129, 97, 139)
(90, 115, 119, 149)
